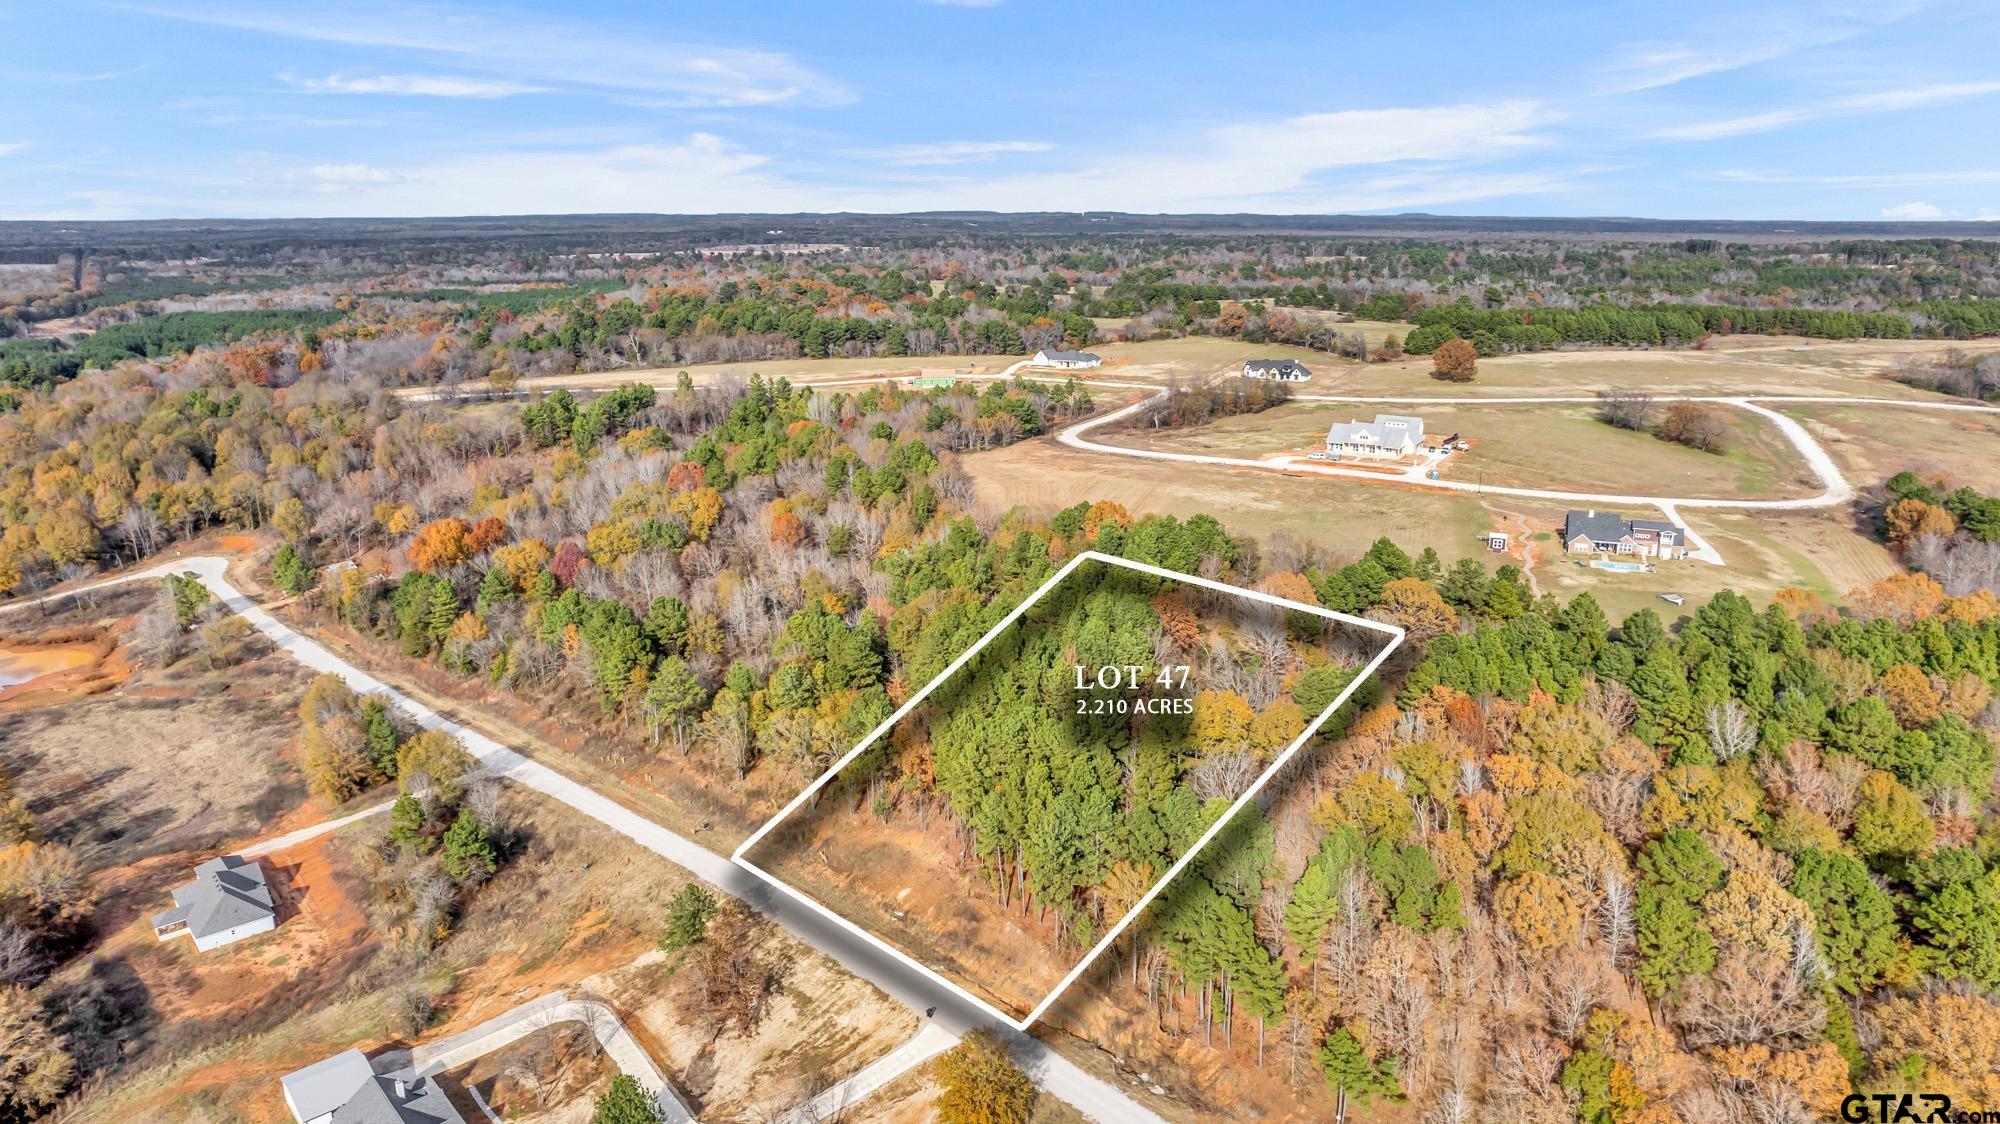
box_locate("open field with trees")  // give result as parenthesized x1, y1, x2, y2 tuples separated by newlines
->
(1786, 402, 2000, 495)
(1106, 399, 1820, 499)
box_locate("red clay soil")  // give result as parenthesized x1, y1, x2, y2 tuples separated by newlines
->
(0, 629, 129, 713)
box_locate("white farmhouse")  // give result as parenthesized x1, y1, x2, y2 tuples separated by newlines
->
(1030, 349, 1101, 369)
(1242, 358, 1311, 381)
(1324, 414, 1425, 459)
(151, 854, 277, 952)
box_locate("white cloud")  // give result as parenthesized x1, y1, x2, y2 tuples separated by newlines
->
(304, 163, 411, 192)
(289, 73, 548, 98)
(1599, 44, 1803, 95)
(1596, 3, 1925, 94)
(863, 140, 1052, 166)
(131, 2, 852, 108)
(1653, 80, 2000, 141)
(0, 142, 27, 157)
(188, 100, 1572, 218)
(1706, 169, 2000, 187)
(1881, 201, 1944, 219)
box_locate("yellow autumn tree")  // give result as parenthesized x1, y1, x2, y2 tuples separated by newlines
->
(1496, 870, 1582, 951)
(1379, 576, 1457, 641)
(1189, 690, 1256, 754)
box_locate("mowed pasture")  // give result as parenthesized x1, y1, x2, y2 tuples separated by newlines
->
(965, 435, 1496, 559)
(1784, 402, 2000, 494)
(1497, 499, 1899, 622)
(1105, 399, 1821, 499)
(1331, 335, 2000, 399)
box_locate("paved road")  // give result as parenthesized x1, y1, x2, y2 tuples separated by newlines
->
(1, 559, 1162, 1124)
(379, 991, 695, 1123)
(787, 1021, 959, 1123)
(238, 801, 394, 858)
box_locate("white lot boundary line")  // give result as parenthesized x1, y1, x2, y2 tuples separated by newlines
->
(734, 549, 1404, 1032)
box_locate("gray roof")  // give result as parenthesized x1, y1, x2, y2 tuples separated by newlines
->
(152, 854, 274, 940)
(1244, 358, 1308, 375)
(1564, 510, 1686, 542)
(282, 1050, 464, 1124)
(335, 1076, 463, 1124)
(1324, 413, 1424, 449)
(1035, 349, 1099, 362)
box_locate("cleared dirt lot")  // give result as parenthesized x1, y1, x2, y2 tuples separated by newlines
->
(0, 669, 309, 865)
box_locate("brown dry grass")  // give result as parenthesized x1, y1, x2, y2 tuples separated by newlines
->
(1784, 402, 2000, 494)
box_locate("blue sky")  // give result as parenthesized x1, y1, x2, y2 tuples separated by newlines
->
(3, 0, 1998, 221)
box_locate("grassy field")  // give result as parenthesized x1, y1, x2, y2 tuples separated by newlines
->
(966, 434, 1497, 559)
(964, 335, 1980, 619)
(1107, 399, 1819, 499)
(1330, 335, 2000, 399)
(1487, 497, 1899, 621)
(1783, 402, 2000, 494)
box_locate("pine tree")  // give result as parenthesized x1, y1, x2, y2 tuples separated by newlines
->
(642, 656, 706, 751)
(439, 809, 498, 882)
(363, 699, 399, 777)
(591, 1075, 661, 1124)
(1321, 1026, 1399, 1107)
(659, 883, 718, 954)
(387, 794, 428, 855)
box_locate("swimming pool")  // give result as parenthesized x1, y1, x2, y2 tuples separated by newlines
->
(1590, 560, 1651, 573)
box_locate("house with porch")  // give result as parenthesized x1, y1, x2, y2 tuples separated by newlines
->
(1561, 509, 1691, 560)
(1324, 413, 1425, 459)
(1242, 358, 1311, 381)
(1029, 349, 1101, 369)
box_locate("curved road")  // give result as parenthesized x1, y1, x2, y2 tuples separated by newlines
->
(0, 559, 1162, 1124)
(1050, 387, 2000, 566)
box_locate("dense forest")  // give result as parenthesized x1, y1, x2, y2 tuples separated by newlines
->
(5, 227, 2000, 400)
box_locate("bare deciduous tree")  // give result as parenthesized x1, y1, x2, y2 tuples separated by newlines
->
(1596, 388, 1656, 431)
(1706, 699, 1758, 762)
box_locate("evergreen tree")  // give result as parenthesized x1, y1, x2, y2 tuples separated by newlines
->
(659, 883, 719, 954)
(363, 698, 399, 776)
(591, 1075, 661, 1124)
(439, 809, 498, 882)
(1321, 1026, 1399, 1107)
(388, 793, 428, 854)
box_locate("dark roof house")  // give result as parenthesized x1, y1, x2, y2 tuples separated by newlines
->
(1562, 509, 1691, 558)
(152, 854, 277, 952)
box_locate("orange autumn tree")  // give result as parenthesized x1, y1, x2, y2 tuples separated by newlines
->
(1849, 572, 1946, 625)
(1431, 337, 1478, 382)
(771, 511, 806, 550)
(409, 517, 473, 571)
(1883, 497, 1957, 546)
(1082, 500, 1132, 537)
